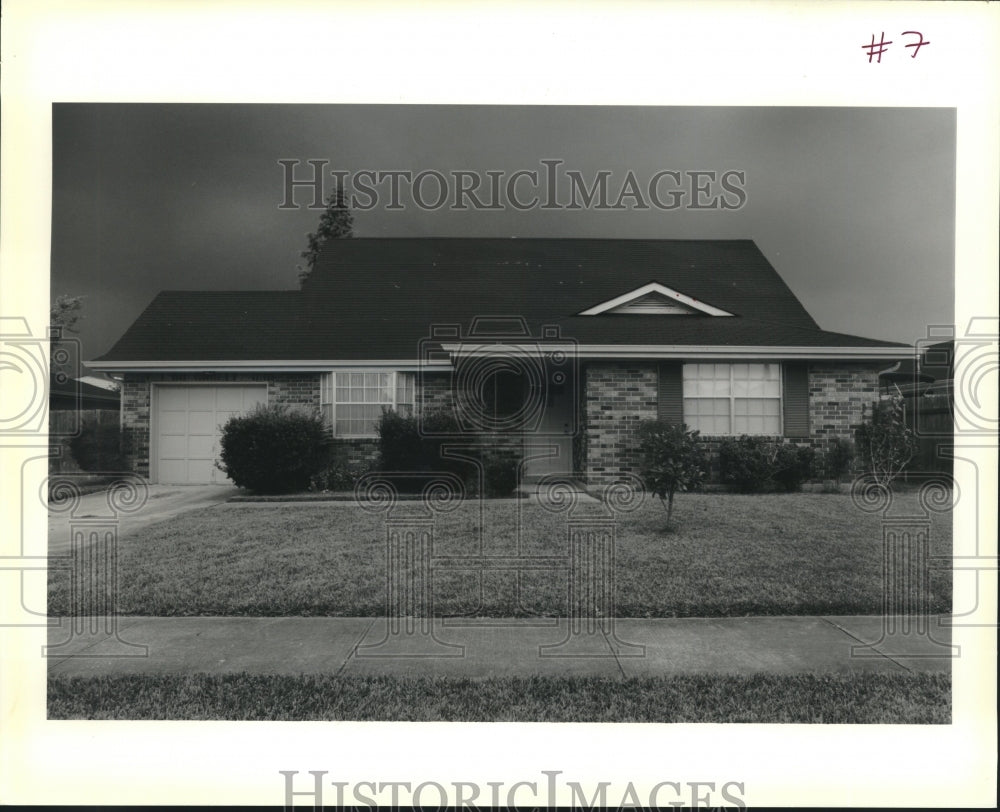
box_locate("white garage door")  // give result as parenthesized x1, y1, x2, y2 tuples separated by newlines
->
(154, 384, 267, 484)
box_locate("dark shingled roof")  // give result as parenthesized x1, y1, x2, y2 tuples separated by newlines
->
(93, 238, 908, 363)
(301, 238, 821, 328)
(95, 292, 304, 361)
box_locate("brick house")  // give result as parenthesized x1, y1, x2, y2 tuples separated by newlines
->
(89, 238, 913, 485)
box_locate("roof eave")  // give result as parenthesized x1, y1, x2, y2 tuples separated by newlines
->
(89, 344, 914, 371)
(86, 359, 453, 372)
(441, 343, 913, 360)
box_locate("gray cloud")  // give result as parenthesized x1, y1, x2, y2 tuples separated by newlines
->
(51, 104, 954, 360)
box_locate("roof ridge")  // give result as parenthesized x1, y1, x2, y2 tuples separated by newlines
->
(154, 289, 298, 293)
(332, 236, 757, 242)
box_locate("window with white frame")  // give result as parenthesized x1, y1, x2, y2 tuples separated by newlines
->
(682, 363, 782, 435)
(320, 371, 415, 437)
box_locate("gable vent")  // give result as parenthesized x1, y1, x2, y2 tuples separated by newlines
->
(609, 293, 697, 315)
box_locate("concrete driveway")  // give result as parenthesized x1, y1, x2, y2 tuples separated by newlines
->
(48, 484, 238, 556)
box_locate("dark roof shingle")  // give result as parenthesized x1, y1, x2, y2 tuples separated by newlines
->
(93, 238, 908, 364)
(302, 238, 821, 328)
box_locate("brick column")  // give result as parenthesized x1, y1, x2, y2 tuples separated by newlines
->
(584, 363, 658, 485)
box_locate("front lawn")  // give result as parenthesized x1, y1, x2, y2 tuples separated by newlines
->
(48, 672, 951, 723)
(48, 674, 951, 724)
(47, 491, 952, 618)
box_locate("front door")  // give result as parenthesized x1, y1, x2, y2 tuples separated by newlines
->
(523, 361, 576, 479)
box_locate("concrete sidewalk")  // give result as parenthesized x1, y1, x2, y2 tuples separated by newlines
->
(45, 615, 955, 679)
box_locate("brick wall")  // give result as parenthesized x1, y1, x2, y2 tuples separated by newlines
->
(121, 376, 152, 477)
(581, 360, 884, 485)
(808, 363, 881, 440)
(418, 371, 455, 414)
(122, 362, 884, 484)
(270, 375, 321, 410)
(803, 363, 882, 478)
(584, 362, 659, 484)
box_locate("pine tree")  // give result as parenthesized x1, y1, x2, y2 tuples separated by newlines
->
(298, 184, 354, 284)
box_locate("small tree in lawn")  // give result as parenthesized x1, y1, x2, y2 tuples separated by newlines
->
(854, 396, 917, 487)
(636, 420, 708, 527)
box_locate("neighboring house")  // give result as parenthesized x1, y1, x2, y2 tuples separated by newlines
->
(879, 340, 953, 398)
(89, 238, 913, 485)
(917, 339, 955, 397)
(879, 339, 954, 478)
(49, 375, 121, 412)
(49, 374, 121, 474)
(879, 358, 934, 398)
(77, 374, 121, 393)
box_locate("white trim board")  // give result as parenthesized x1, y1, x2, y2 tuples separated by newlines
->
(87, 360, 454, 372)
(89, 345, 914, 372)
(440, 343, 914, 361)
(578, 282, 735, 316)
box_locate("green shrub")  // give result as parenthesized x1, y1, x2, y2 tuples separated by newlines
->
(636, 421, 709, 524)
(482, 451, 520, 498)
(218, 404, 329, 494)
(69, 420, 126, 472)
(719, 435, 815, 493)
(826, 437, 855, 483)
(771, 444, 816, 492)
(374, 409, 472, 492)
(309, 445, 372, 492)
(719, 435, 779, 493)
(374, 409, 426, 474)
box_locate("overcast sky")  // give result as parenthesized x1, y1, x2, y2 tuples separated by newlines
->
(50, 105, 955, 362)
